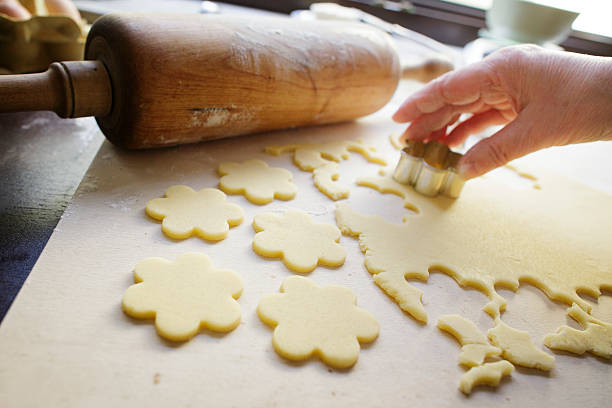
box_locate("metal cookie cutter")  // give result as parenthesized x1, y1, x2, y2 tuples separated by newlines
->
(0, 2, 87, 74)
(393, 141, 465, 198)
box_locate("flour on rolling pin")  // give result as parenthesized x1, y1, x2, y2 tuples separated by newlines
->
(0, 14, 400, 149)
(188, 106, 253, 129)
(230, 23, 393, 78)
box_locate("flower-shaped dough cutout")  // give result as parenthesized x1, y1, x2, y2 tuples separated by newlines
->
(257, 276, 379, 368)
(146, 185, 244, 241)
(122, 253, 244, 342)
(218, 159, 297, 204)
(253, 210, 346, 273)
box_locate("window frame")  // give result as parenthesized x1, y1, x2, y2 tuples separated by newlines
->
(222, 0, 612, 56)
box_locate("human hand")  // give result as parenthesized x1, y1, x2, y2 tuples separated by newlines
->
(0, 0, 80, 21)
(392, 45, 612, 179)
(0, 0, 30, 19)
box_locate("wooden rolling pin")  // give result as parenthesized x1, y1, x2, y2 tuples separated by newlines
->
(0, 13, 400, 149)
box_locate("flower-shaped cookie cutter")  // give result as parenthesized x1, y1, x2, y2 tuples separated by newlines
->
(0, 12, 86, 74)
(393, 140, 465, 198)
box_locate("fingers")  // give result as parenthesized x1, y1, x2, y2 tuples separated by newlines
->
(0, 0, 31, 19)
(0, 0, 81, 21)
(427, 126, 448, 143)
(392, 61, 496, 123)
(458, 108, 543, 179)
(45, 0, 81, 21)
(400, 105, 455, 141)
(443, 110, 511, 147)
(400, 99, 486, 142)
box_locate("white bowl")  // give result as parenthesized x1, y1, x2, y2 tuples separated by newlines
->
(486, 0, 579, 45)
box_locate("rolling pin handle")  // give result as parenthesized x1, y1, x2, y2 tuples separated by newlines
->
(0, 60, 112, 119)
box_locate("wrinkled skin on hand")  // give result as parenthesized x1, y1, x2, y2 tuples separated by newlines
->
(393, 45, 612, 179)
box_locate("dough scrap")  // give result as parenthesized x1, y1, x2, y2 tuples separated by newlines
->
(504, 164, 538, 181)
(122, 253, 243, 342)
(437, 315, 501, 367)
(459, 361, 514, 394)
(266, 140, 387, 171)
(459, 344, 503, 367)
(266, 140, 386, 201)
(146, 186, 243, 241)
(253, 210, 346, 273)
(218, 159, 297, 204)
(437, 314, 489, 345)
(488, 320, 555, 371)
(504, 163, 540, 189)
(343, 172, 612, 324)
(257, 276, 379, 368)
(544, 303, 612, 359)
(313, 162, 349, 201)
(356, 176, 419, 213)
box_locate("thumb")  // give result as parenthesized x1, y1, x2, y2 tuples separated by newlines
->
(458, 108, 546, 179)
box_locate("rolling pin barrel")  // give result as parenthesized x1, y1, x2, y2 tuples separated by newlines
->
(1, 13, 400, 149)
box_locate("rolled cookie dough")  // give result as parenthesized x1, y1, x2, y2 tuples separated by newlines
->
(145, 186, 243, 241)
(488, 320, 555, 371)
(253, 210, 346, 273)
(265, 139, 387, 171)
(544, 303, 612, 359)
(437, 314, 489, 345)
(459, 361, 514, 394)
(339, 169, 612, 324)
(257, 276, 379, 368)
(122, 253, 244, 342)
(459, 344, 503, 368)
(437, 314, 502, 367)
(313, 162, 349, 201)
(437, 315, 553, 372)
(356, 176, 419, 213)
(218, 159, 297, 205)
(266, 139, 387, 201)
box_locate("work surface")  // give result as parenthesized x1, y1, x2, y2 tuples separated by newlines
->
(0, 112, 103, 321)
(0, 84, 611, 406)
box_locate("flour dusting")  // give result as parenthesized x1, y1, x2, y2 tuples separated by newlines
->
(229, 20, 392, 81)
(21, 117, 50, 130)
(189, 107, 254, 129)
(104, 194, 142, 212)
